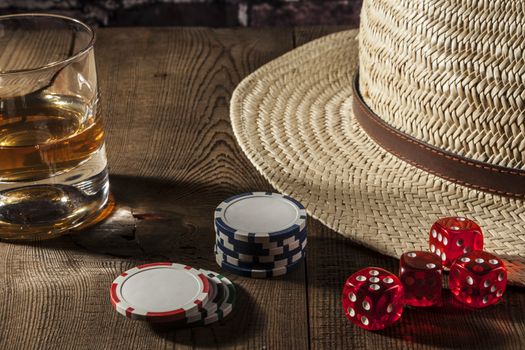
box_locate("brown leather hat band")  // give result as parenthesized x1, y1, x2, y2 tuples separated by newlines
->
(352, 74, 525, 199)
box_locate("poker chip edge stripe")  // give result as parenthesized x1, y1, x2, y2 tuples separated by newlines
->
(180, 270, 223, 324)
(215, 245, 305, 269)
(215, 217, 306, 242)
(215, 253, 305, 278)
(215, 237, 307, 261)
(215, 225, 307, 248)
(185, 269, 236, 325)
(216, 230, 307, 255)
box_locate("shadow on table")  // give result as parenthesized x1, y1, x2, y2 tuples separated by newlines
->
(3, 174, 236, 271)
(5, 175, 300, 347)
(67, 174, 262, 259)
(149, 284, 263, 347)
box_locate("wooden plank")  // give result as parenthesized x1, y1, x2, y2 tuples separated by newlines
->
(295, 26, 525, 350)
(0, 27, 310, 350)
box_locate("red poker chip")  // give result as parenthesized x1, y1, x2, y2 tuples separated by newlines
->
(110, 262, 210, 323)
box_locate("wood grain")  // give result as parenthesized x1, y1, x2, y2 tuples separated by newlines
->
(1, 25, 524, 350)
(294, 26, 525, 350)
(0, 27, 309, 350)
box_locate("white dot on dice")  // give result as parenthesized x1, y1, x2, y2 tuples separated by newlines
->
(348, 307, 355, 317)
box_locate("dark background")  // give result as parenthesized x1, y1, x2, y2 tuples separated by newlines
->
(0, 0, 363, 27)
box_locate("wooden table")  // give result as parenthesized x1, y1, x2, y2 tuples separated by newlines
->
(1, 26, 524, 350)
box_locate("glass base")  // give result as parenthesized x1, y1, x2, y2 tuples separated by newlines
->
(0, 153, 112, 241)
(71, 193, 115, 232)
(0, 192, 114, 242)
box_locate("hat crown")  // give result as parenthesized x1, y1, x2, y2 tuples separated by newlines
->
(358, 0, 525, 170)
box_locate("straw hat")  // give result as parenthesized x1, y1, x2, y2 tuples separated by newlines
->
(230, 0, 525, 285)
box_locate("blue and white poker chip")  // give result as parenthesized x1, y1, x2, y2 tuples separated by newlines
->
(213, 192, 308, 278)
(215, 225, 307, 250)
(215, 252, 305, 278)
(214, 192, 307, 243)
(217, 231, 307, 256)
(216, 237, 307, 262)
(215, 244, 305, 269)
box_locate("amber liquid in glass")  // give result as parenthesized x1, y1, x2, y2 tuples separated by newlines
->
(0, 93, 109, 240)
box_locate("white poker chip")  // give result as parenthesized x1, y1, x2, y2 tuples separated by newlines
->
(110, 262, 210, 323)
(206, 275, 218, 309)
(215, 226, 306, 250)
(216, 230, 306, 256)
(214, 192, 307, 242)
(216, 238, 308, 263)
(215, 253, 305, 278)
(184, 269, 236, 325)
(216, 245, 304, 269)
(180, 271, 221, 324)
(196, 270, 236, 325)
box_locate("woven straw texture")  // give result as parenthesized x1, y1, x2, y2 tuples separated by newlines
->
(230, 29, 525, 286)
(359, 0, 525, 170)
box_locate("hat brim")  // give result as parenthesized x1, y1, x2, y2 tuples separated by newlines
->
(230, 29, 525, 286)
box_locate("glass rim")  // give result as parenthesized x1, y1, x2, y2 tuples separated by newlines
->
(0, 13, 96, 76)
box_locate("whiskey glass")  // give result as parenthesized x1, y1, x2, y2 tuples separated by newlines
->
(0, 14, 110, 240)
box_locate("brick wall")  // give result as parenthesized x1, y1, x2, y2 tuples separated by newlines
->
(0, 0, 363, 27)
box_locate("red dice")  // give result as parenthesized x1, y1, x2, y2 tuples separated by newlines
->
(342, 267, 404, 330)
(399, 251, 442, 307)
(449, 250, 507, 308)
(429, 217, 483, 267)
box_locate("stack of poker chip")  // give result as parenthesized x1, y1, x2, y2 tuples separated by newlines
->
(214, 192, 307, 278)
(110, 262, 235, 325)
